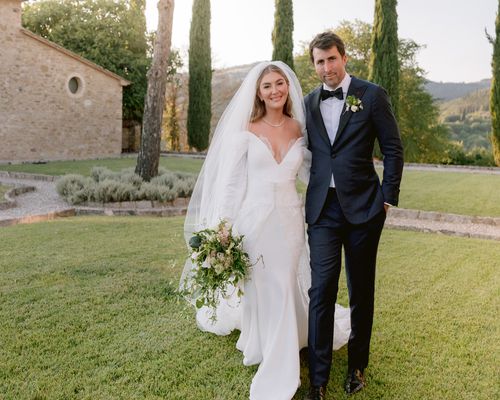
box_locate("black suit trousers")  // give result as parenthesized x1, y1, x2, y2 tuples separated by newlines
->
(307, 188, 386, 386)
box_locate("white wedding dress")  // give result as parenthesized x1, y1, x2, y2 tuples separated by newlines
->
(195, 130, 351, 400)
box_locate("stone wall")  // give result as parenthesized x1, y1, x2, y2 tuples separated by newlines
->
(0, 0, 125, 162)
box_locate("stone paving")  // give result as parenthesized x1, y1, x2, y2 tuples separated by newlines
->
(1, 170, 499, 241)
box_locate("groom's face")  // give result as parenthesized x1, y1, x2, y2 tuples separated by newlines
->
(312, 46, 347, 89)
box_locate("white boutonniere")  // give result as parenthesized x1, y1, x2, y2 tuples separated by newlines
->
(345, 95, 363, 113)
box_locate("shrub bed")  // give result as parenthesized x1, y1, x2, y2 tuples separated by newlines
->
(56, 167, 196, 205)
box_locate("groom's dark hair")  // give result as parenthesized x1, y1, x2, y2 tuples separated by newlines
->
(309, 31, 346, 63)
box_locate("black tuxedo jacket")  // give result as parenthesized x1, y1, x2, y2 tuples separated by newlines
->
(304, 76, 404, 225)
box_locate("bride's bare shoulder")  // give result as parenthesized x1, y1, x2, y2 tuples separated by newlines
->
(247, 120, 266, 137)
(247, 121, 256, 133)
(287, 117, 302, 139)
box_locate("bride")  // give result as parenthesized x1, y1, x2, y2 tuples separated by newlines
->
(182, 61, 350, 400)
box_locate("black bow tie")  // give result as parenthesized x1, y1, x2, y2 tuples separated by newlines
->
(321, 87, 344, 101)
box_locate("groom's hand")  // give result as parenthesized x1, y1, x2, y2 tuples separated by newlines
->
(384, 203, 390, 213)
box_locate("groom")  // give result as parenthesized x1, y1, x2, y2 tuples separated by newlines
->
(304, 31, 404, 399)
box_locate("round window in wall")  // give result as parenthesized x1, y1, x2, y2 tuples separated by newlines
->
(68, 75, 83, 95)
(68, 77, 81, 94)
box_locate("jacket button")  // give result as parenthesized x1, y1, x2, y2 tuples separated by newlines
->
(331, 153, 337, 159)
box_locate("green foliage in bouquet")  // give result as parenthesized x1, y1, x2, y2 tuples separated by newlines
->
(184, 220, 252, 320)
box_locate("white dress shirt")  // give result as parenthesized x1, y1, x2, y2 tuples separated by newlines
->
(319, 74, 351, 188)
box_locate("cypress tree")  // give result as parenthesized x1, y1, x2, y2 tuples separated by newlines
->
(369, 0, 399, 119)
(187, 0, 212, 151)
(271, 0, 294, 70)
(489, 1, 500, 166)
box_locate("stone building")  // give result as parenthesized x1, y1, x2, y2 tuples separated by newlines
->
(0, 0, 130, 163)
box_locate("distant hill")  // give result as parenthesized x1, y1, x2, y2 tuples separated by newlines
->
(210, 63, 257, 132)
(163, 63, 256, 151)
(424, 79, 491, 101)
(209, 68, 493, 157)
(440, 88, 490, 118)
(165, 63, 493, 154)
(439, 87, 491, 151)
(210, 66, 493, 124)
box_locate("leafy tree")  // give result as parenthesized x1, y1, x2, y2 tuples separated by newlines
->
(336, 20, 372, 79)
(487, 0, 500, 165)
(187, 0, 212, 151)
(369, 0, 400, 119)
(398, 66, 449, 163)
(445, 143, 495, 166)
(294, 46, 319, 95)
(22, 0, 150, 122)
(271, 0, 294, 70)
(295, 20, 372, 95)
(135, 0, 174, 180)
(295, 21, 449, 163)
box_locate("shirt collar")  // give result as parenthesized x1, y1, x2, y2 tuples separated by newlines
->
(323, 73, 351, 95)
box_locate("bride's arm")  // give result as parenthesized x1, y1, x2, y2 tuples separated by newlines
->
(298, 129, 311, 185)
(216, 132, 249, 224)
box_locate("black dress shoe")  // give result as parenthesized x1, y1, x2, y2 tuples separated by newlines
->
(305, 385, 326, 400)
(344, 368, 366, 395)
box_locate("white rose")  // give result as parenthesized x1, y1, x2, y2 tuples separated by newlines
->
(351, 105, 359, 112)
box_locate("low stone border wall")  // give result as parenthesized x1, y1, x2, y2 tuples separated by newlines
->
(374, 161, 500, 174)
(78, 197, 190, 209)
(0, 185, 36, 210)
(0, 171, 58, 182)
(74, 197, 190, 217)
(389, 207, 500, 227)
(0, 209, 76, 227)
(75, 206, 186, 217)
(385, 221, 500, 241)
(386, 207, 500, 241)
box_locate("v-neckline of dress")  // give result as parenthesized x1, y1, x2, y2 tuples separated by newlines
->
(245, 131, 303, 165)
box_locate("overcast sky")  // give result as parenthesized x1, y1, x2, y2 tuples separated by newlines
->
(146, 0, 497, 83)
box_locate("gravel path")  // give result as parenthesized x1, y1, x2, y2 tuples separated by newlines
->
(0, 174, 74, 225)
(1, 172, 499, 241)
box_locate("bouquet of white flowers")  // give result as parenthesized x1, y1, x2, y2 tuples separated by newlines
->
(183, 219, 252, 320)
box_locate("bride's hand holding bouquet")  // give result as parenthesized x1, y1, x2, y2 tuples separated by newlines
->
(183, 219, 252, 320)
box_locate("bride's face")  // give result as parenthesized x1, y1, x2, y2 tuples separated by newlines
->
(258, 71, 289, 112)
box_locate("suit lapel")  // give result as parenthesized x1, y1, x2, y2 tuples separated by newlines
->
(332, 77, 368, 148)
(309, 87, 331, 148)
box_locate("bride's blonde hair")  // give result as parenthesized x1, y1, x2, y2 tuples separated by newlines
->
(250, 65, 294, 122)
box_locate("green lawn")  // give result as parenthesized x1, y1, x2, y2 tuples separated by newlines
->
(1, 216, 498, 399)
(397, 169, 500, 217)
(1, 158, 499, 216)
(0, 156, 204, 176)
